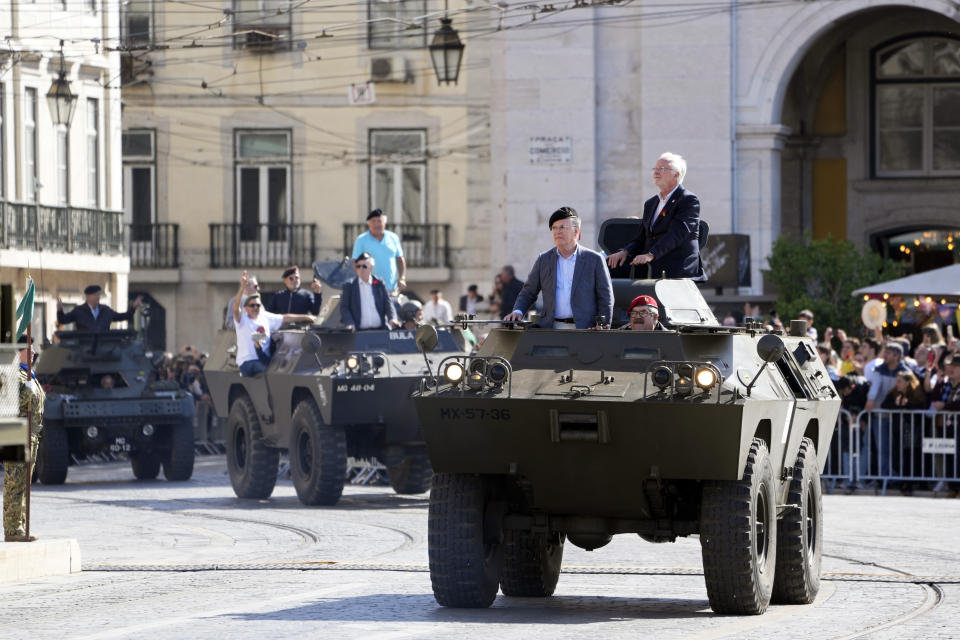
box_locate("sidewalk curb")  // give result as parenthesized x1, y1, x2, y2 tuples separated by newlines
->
(0, 538, 81, 584)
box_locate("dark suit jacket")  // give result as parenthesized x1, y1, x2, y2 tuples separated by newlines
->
(340, 277, 398, 329)
(266, 287, 322, 315)
(500, 278, 523, 318)
(458, 294, 485, 312)
(623, 185, 705, 281)
(57, 303, 135, 332)
(513, 245, 614, 329)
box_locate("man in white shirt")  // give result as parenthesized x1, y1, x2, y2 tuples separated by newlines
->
(422, 289, 453, 325)
(231, 271, 315, 376)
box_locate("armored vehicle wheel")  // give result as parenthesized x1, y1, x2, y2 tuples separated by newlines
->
(772, 438, 822, 604)
(500, 531, 565, 597)
(700, 438, 777, 615)
(289, 400, 346, 506)
(227, 396, 279, 499)
(36, 421, 69, 485)
(163, 418, 196, 481)
(130, 451, 161, 480)
(385, 448, 433, 495)
(428, 472, 503, 608)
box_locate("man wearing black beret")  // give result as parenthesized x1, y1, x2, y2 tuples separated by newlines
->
(504, 207, 613, 329)
(56, 285, 143, 333)
(265, 265, 323, 316)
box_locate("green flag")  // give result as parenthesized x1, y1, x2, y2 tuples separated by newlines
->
(15, 277, 35, 340)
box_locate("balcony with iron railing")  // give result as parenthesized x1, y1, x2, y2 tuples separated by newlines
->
(209, 223, 317, 269)
(128, 223, 180, 269)
(342, 223, 451, 268)
(0, 200, 125, 255)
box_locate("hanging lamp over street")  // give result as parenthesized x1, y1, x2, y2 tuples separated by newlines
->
(47, 41, 77, 127)
(428, 17, 464, 85)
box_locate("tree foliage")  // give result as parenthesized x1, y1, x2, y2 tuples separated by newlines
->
(766, 235, 903, 334)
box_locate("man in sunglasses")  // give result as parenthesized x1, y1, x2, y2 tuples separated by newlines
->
(231, 271, 315, 377)
(622, 295, 665, 331)
(340, 253, 400, 331)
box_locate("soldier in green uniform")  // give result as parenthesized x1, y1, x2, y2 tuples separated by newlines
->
(4, 337, 44, 542)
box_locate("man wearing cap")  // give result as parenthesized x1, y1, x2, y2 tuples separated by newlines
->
(865, 342, 909, 478)
(605, 152, 705, 281)
(351, 209, 406, 295)
(4, 337, 44, 542)
(266, 265, 323, 316)
(504, 207, 613, 329)
(56, 285, 143, 333)
(340, 253, 400, 331)
(621, 295, 665, 330)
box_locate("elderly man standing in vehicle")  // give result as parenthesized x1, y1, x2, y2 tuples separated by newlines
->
(621, 295, 665, 331)
(504, 207, 613, 329)
(606, 152, 705, 281)
(352, 209, 407, 295)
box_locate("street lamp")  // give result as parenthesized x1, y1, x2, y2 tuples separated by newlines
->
(46, 41, 77, 127)
(428, 17, 464, 85)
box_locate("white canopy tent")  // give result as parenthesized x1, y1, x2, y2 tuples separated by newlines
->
(852, 264, 960, 300)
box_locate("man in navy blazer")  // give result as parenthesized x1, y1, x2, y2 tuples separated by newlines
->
(340, 253, 399, 330)
(504, 207, 614, 329)
(606, 152, 705, 281)
(57, 285, 143, 332)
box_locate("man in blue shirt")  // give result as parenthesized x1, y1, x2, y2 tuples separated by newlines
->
(504, 207, 613, 329)
(351, 209, 406, 295)
(865, 342, 909, 478)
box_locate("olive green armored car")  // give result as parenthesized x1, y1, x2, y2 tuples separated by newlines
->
(203, 259, 470, 506)
(413, 278, 840, 615)
(33, 330, 196, 484)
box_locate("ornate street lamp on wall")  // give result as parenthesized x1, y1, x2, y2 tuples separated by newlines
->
(46, 41, 77, 127)
(428, 17, 464, 85)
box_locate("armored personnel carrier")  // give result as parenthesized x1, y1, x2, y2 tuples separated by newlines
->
(33, 330, 196, 484)
(413, 278, 840, 615)
(0, 344, 29, 465)
(203, 259, 470, 506)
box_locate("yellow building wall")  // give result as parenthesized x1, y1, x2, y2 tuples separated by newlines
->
(813, 59, 846, 137)
(812, 158, 847, 240)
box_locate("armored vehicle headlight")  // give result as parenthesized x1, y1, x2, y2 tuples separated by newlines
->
(695, 368, 717, 390)
(467, 372, 485, 391)
(487, 363, 508, 385)
(346, 355, 360, 371)
(469, 359, 486, 375)
(675, 376, 693, 395)
(86, 426, 99, 439)
(444, 362, 465, 384)
(372, 355, 386, 369)
(142, 424, 155, 436)
(652, 365, 673, 389)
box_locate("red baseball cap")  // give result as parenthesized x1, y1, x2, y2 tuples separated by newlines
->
(628, 295, 658, 314)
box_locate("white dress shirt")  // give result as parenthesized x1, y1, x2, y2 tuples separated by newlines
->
(554, 246, 579, 320)
(357, 279, 381, 329)
(423, 299, 453, 324)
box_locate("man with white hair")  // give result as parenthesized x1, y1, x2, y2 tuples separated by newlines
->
(606, 152, 705, 281)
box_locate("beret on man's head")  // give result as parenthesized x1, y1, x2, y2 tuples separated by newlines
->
(547, 206, 578, 229)
(282, 265, 299, 279)
(84, 284, 102, 295)
(366, 208, 384, 220)
(354, 252, 373, 263)
(628, 295, 658, 314)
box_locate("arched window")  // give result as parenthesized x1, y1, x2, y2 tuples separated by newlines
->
(874, 35, 960, 176)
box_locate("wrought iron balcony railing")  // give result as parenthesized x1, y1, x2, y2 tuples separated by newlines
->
(0, 201, 125, 255)
(128, 223, 179, 269)
(209, 223, 317, 269)
(342, 222, 451, 268)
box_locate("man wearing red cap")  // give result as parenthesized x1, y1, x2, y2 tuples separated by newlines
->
(623, 295, 664, 331)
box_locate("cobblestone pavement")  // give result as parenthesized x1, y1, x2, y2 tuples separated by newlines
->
(1, 457, 959, 639)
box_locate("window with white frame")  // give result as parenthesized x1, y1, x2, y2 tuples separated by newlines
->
(123, 129, 155, 242)
(121, 0, 154, 48)
(87, 98, 99, 208)
(367, 0, 427, 49)
(57, 129, 69, 205)
(233, 0, 293, 51)
(0, 83, 5, 200)
(369, 129, 426, 225)
(235, 130, 291, 241)
(875, 36, 960, 176)
(24, 88, 37, 203)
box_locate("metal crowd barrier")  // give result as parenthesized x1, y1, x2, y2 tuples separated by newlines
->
(821, 408, 960, 495)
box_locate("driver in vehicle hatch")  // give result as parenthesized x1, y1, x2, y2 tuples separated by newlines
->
(621, 295, 666, 331)
(232, 271, 315, 377)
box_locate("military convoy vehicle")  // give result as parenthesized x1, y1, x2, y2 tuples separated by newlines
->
(33, 330, 196, 484)
(412, 278, 840, 615)
(0, 345, 29, 465)
(203, 259, 470, 506)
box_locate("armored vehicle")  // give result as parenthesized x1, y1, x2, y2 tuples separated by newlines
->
(204, 259, 470, 506)
(0, 345, 29, 465)
(413, 278, 840, 615)
(33, 330, 196, 484)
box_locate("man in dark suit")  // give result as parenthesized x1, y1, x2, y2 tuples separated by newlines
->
(266, 265, 322, 315)
(340, 253, 399, 331)
(458, 284, 484, 315)
(606, 152, 705, 281)
(499, 266, 523, 317)
(504, 207, 613, 329)
(56, 285, 143, 332)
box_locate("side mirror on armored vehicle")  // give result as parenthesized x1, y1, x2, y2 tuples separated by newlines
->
(756, 334, 786, 363)
(416, 325, 439, 354)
